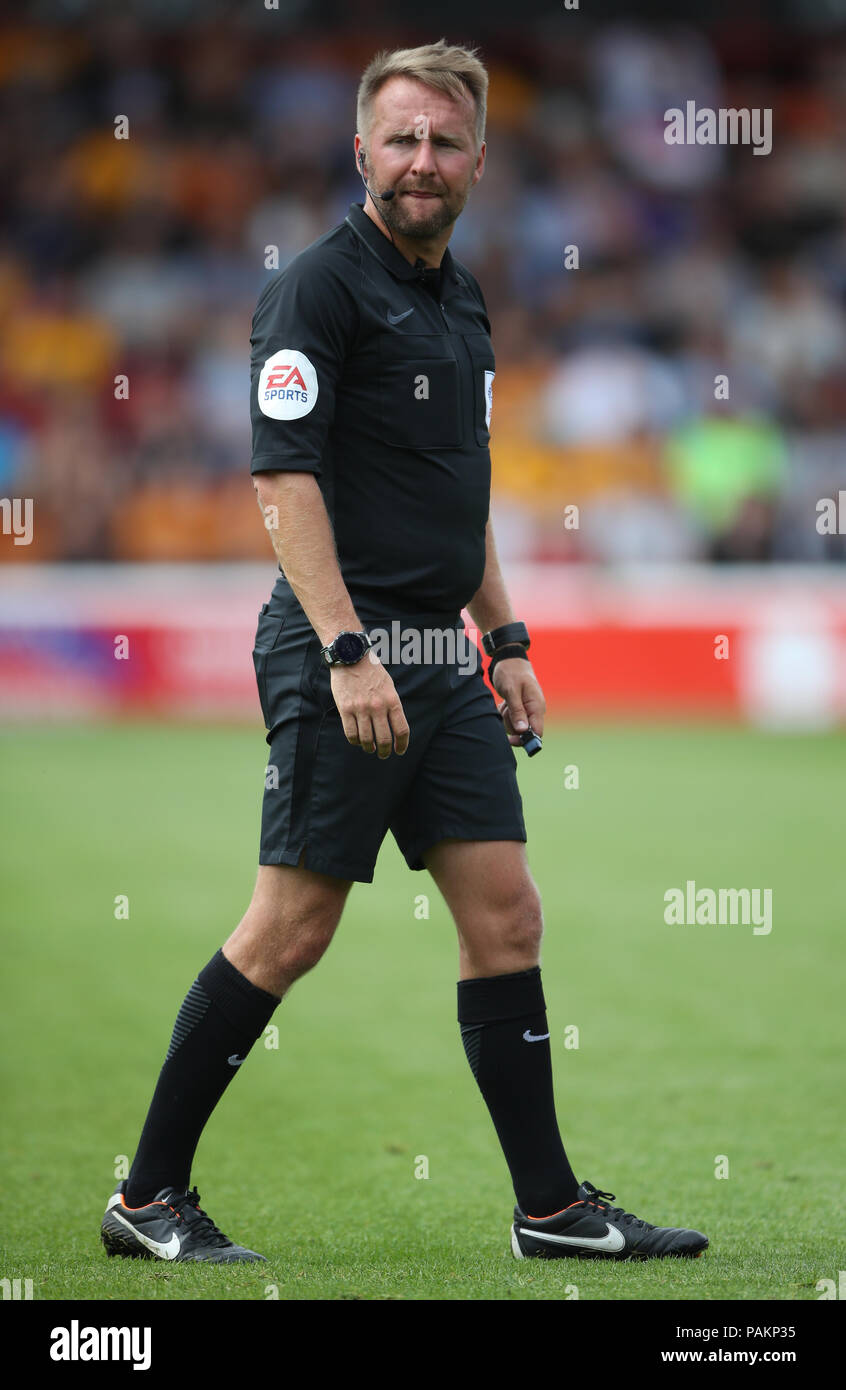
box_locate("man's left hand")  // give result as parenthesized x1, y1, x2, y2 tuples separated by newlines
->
(492, 658, 545, 745)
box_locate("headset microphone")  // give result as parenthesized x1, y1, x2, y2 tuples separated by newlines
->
(358, 150, 395, 200)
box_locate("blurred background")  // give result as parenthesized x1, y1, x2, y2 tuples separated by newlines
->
(1, 0, 846, 722)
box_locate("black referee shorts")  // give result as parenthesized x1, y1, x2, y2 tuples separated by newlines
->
(252, 591, 527, 883)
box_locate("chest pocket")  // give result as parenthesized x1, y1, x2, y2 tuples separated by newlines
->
(377, 334, 462, 449)
(463, 333, 496, 448)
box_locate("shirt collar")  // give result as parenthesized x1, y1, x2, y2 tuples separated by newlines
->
(345, 202, 459, 285)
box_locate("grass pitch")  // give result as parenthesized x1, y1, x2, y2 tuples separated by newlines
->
(1, 720, 843, 1301)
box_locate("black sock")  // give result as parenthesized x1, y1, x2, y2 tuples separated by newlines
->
(125, 949, 280, 1207)
(458, 966, 579, 1216)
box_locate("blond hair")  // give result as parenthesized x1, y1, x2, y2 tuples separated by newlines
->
(357, 38, 488, 154)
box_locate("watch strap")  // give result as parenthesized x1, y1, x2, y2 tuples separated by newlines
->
(482, 621, 530, 657)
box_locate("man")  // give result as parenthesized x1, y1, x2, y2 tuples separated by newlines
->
(101, 39, 708, 1266)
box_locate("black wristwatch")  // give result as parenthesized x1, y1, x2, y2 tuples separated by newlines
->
(321, 630, 373, 667)
(482, 620, 530, 657)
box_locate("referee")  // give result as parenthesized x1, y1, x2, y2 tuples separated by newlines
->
(101, 40, 708, 1265)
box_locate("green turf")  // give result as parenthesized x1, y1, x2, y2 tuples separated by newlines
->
(1, 720, 844, 1301)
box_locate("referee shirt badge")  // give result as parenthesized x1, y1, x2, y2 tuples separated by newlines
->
(484, 369, 495, 429)
(258, 348, 319, 420)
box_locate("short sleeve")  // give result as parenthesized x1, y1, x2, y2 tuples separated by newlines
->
(249, 253, 359, 476)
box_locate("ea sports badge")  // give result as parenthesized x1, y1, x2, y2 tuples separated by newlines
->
(259, 349, 318, 420)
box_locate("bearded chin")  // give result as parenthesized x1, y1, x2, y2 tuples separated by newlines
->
(382, 190, 467, 240)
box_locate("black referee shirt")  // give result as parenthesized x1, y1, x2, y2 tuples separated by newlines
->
(249, 202, 496, 616)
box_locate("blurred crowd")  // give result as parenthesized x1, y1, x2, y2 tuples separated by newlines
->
(1, 12, 845, 566)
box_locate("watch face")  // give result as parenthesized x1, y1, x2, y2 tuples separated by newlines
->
(334, 632, 367, 664)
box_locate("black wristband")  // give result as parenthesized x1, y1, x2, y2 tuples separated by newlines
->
(482, 621, 530, 657)
(487, 643, 531, 684)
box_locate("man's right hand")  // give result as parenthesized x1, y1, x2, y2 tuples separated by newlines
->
(329, 656, 409, 758)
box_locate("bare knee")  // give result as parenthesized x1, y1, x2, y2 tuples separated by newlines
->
(493, 879, 544, 957)
(225, 864, 351, 995)
(272, 914, 336, 980)
(460, 876, 544, 976)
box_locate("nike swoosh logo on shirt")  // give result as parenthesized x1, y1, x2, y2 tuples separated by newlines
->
(113, 1211, 181, 1260)
(228, 1054, 246, 1066)
(519, 1224, 626, 1253)
(387, 307, 414, 324)
(522, 1029, 550, 1043)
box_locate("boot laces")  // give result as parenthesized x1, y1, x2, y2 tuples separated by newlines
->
(169, 1187, 230, 1247)
(578, 1183, 651, 1232)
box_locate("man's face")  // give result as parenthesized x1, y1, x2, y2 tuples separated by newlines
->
(357, 76, 485, 240)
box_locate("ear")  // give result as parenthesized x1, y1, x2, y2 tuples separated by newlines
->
(471, 141, 486, 188)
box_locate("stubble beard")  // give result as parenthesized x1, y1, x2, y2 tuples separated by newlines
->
(376, 183, 471, 242)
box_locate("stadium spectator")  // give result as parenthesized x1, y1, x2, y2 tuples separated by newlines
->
(1, 14, 844, 566)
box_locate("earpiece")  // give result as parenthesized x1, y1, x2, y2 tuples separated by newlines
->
(356, 148, 395, 203)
